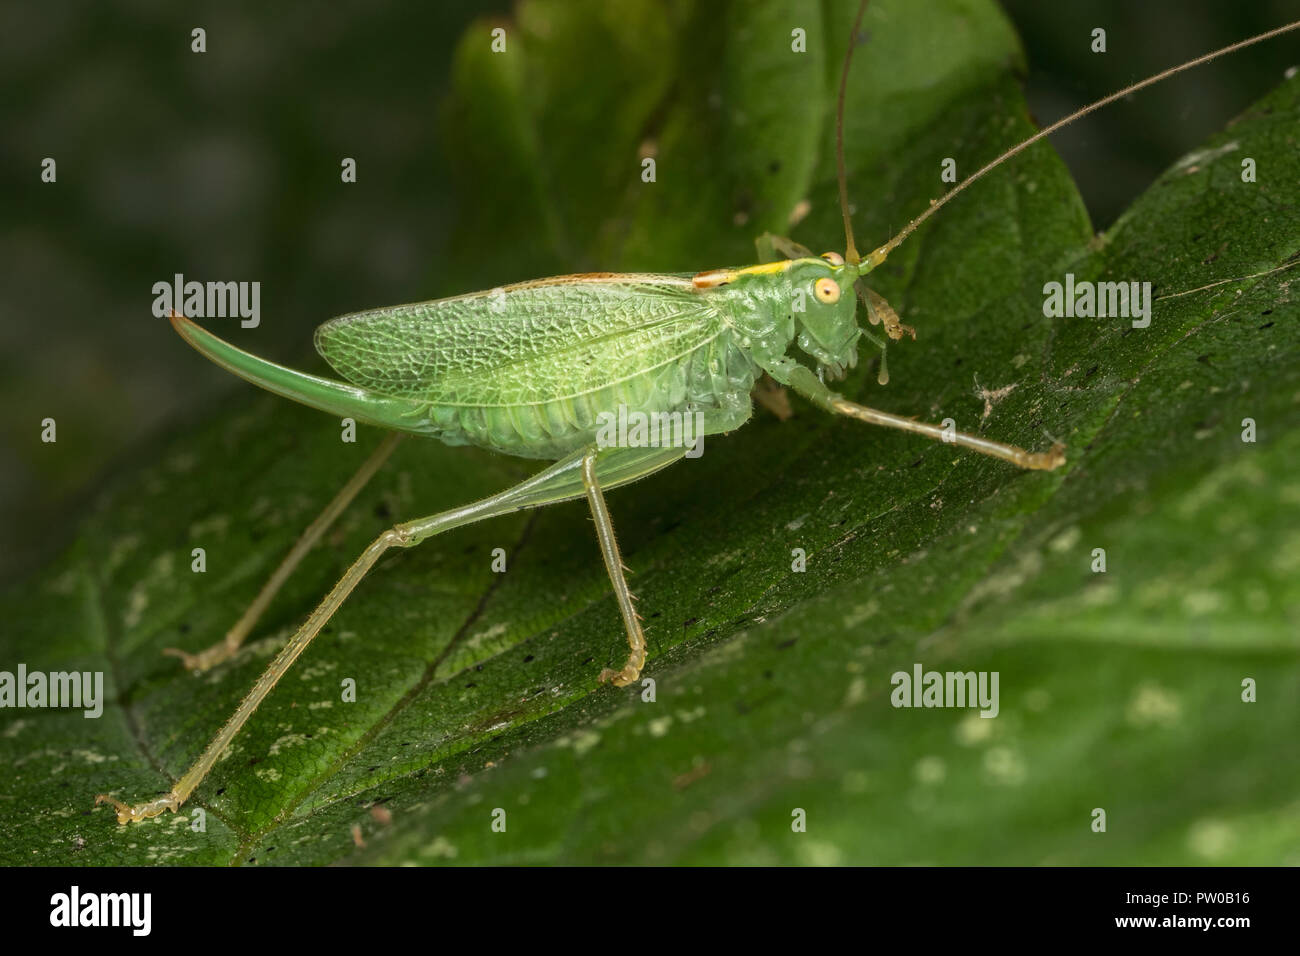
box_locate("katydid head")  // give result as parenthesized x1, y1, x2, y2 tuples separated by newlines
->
(786, 254, 862, 380)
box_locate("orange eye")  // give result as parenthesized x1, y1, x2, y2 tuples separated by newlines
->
(820, 251, 845, 265)
(814, 277, 840, 303)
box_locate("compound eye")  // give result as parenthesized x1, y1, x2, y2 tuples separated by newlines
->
(814, 277, 840, 304)
(820, 251, 845, 266)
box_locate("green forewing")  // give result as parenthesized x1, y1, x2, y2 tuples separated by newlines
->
(314, 274, 727, 407)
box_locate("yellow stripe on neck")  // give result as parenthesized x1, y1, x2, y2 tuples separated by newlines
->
(692, 259, 793, 289)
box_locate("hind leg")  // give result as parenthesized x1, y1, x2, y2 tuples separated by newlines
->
(163, 433, 403, 672)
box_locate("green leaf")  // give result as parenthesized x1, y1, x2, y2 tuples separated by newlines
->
(3, 0, 1297, 865)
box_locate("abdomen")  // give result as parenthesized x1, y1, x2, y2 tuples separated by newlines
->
(423, 331, 760, 459)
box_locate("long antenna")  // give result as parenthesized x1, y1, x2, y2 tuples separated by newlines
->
(862, 18, 1300, 269)
(837, 0, 871, 265)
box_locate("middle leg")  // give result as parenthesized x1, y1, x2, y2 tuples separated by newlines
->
(582, 448, 646, 687)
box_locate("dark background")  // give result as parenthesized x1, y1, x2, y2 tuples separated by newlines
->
(2, 0, 1297, 583)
